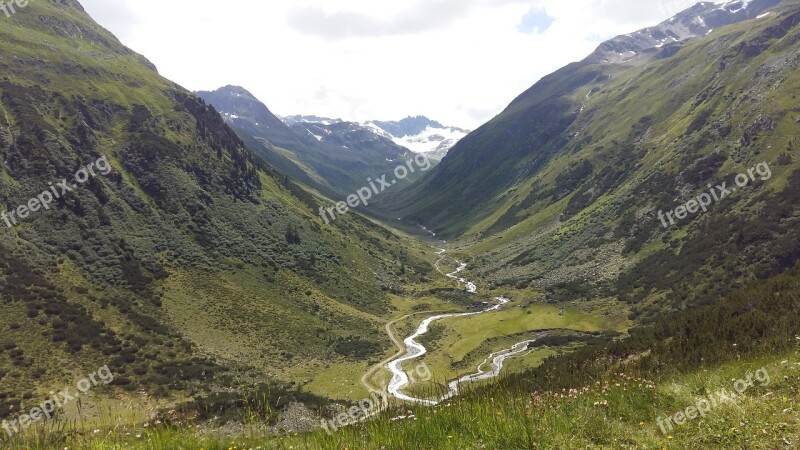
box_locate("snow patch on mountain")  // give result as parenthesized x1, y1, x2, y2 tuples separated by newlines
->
(283, 115, 343, 127)
(280, 115, 469, 160)
(383, 125, 469, 160)
(588, 0, 780, 64)
(362, 121, 395, 140)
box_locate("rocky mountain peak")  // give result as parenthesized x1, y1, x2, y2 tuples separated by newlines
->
(587, 0, 781, 63)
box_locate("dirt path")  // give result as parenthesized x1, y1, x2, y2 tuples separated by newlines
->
(360, 310, 446, 394)
(360, 248, 456, 393)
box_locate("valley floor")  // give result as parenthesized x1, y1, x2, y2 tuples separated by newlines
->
(4, 234, 799, 450)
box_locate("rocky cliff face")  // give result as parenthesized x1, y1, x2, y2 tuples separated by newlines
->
(588, 0, 781, 63)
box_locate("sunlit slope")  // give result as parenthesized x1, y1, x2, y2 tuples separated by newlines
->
(388, 2, 800, 322)
(0, 0, 438, 417)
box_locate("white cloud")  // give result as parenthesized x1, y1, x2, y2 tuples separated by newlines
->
(285, 0, 536, 40)
(78, 0, 142, 38)
(79, 0, 699, 129)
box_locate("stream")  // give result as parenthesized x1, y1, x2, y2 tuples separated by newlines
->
(385, 244, 541, 405)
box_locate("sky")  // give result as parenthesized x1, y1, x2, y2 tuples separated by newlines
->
(79, 0, 701, 129)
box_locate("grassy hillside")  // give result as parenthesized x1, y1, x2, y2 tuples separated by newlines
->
(3, 1, 800, 449)
(0, 0, 450, 426)
(385, 1, 800, 323)
(7, 259, 799, 449)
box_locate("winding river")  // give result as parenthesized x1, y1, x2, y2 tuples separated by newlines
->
(385, 244, 541, 405)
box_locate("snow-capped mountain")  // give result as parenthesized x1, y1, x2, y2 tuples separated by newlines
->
(281, 115, 469, 161)
(368, 117, 470, 161)
(196, 85, 308, 153)
(197, 86, 427, 196)
(589, 0, 780, 63)
(282, 115, 344, 127)
(287, 120, 411, 163)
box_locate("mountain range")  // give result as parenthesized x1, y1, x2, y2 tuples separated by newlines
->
(2, 0, 800, 448)
(283, 115, 470, 161)
(197, 86, 466, 198)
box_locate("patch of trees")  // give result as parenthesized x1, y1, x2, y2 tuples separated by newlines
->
(616, 168, 800, 316)
(332, 336, 382, 358)
(495, 261, 800, 395)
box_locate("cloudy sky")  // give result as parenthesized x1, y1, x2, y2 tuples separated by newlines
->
(80, 0, 700, 129)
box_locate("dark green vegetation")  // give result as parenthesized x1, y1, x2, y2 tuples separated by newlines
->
(6, 253, 800, 449)
(302, 261, 800, 449)
(387, 1, 800, 323)
(196, 86, 425, 198)
(0, 0, 436, 425)
(3, 0, 800, 448)
(505, 260, 800, 393)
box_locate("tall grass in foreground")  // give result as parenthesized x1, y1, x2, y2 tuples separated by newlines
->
(2, 350, 798, 449)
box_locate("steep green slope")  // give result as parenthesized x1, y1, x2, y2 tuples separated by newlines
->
(194, 86, 336, 196)
(0, 0, 437, 420)
(195, 86, 309, 155)
(388, 0, 800, 321)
